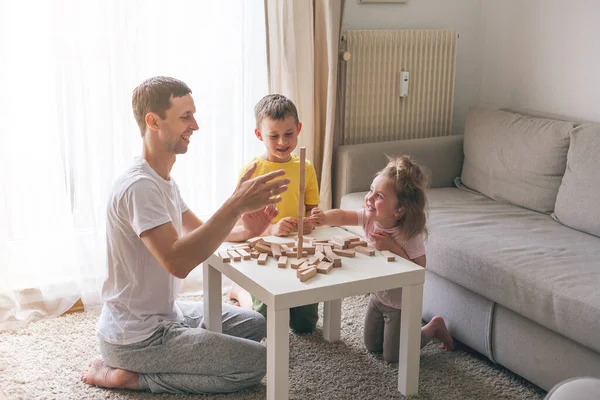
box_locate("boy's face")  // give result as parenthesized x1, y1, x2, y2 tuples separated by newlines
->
(255, 115, 302, 162)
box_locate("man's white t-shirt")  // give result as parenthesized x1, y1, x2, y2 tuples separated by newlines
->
(97, 157, 188, 345)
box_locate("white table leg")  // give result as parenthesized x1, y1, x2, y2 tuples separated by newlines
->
(323, 299, 342, 342)
(202, 261, 222, 333)
(398, 283, 424, 396)
(267, 308, 290, 400)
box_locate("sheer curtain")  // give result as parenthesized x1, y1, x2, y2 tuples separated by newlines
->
(0, 0, 267, 330)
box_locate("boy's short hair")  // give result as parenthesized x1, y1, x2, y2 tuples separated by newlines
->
(254, 94, 299, 129)
(132, 76, 192, 136)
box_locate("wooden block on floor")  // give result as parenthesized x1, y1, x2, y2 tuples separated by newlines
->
(298, 266, 317, 282)
(348, 240, 368, 249)
(271, 243, 282, 258)
(290, 258, 307, 269)
(333, 248, 355, 258)
(316, 261, 333, 274)
(218, 250, 231, 262)
(227, 249, 242, 262)
(381, 250, 396, 261)
(257, 253, 268, 265)
(236, 248, 251, 260)
(277, 256, 288, 268)
(354, 246, 375, 256)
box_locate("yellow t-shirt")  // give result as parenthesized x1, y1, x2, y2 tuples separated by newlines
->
(239, 155, 320, 224)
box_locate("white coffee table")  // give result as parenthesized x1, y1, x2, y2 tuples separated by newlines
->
(202, 226, 425, 400)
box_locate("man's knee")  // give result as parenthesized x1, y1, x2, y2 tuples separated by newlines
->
(289, 303, 318, 334)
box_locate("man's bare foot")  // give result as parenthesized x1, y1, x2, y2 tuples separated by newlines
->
(81, 359, 140, 390)
(422, 316, 455, 351)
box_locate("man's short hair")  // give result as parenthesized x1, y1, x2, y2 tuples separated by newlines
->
(132, 76, 192, 136)
(254, 94, 299, 129)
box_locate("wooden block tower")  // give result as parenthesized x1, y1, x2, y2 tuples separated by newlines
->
(297, 147, 306, 258)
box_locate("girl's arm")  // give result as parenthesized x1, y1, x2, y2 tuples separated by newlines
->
(307, 208, 359, 227)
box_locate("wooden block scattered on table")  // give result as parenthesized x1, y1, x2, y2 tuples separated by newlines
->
(257, 253, 268, 265)
(271, 243, 282, 259)
(323, 245, 332, 253)
(230, 243, 251, 250)
(307, 255, 321, 265)
(298, 261, 311, 271)
(316, 261, 333, 274)
(324, 249, 342, 267)
(314, 251, 326, 261)
(290, 258, 307, 269)
(346, 236, 361, 242)
(281, 244, 292, 253)
(333, 248, 355, 258)
(236, 248, 251, 260)
(381, 250, 396, 261)
(218, 250, 231, 262)
(348, 240, 368, 249)
(312, 238, 330, 244)
(251, 250, 260, 259)
(298, 266, 317, 282)
(296, 264, 313, 278)
(227, 250, 242, 262)
(354, 246, 375, 256)
(315, 244, 324, 253)
(247, 237, 261, 247)
(277, 256, 288, 268)
(255, 243, 273, 255)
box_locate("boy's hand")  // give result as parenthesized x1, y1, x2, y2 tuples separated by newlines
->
(371, 231, 396, 251)
(241, 205, 278, 238)
(307, 207, 325, 227)
(300, 220, 314, 234)
(272, 217, 297, 237)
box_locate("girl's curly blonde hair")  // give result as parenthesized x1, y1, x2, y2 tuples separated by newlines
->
(377, 155, 429, 239)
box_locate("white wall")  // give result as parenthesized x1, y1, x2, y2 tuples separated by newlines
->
(479, 0, 600, 123)
(343, 0, 483, 134)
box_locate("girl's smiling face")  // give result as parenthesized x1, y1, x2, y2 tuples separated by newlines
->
(364, 175, 403, 228)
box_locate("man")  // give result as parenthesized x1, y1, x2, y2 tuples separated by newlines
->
(81, 76, 288, 394)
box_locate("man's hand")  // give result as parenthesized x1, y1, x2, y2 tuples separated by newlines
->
(241, 205, 279, 238)
(306, 207, 325, 226)
(271, 217, 297, 237)
(229, 164, 289, 215)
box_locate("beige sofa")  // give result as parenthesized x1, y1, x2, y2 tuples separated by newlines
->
(333, 107, 600, 391)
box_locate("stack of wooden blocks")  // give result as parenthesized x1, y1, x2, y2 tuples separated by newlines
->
(218, 234, 396, 282)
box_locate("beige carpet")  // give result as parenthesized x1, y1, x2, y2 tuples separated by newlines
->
(0, 295, 546, 400)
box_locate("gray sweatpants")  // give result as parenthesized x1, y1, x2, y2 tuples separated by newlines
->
(98, 301, 266, 394)
(364, 294, 429, 363)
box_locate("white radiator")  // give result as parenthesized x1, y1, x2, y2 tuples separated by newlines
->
(341, 29, 458, 145)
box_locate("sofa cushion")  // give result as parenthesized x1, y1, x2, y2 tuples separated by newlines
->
(425, 187, 600, 354)
(461, 107, 574, 213)
(553, 123, 600, 237)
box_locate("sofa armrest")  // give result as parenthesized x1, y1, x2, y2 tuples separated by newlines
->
(333, 135, 464, 207)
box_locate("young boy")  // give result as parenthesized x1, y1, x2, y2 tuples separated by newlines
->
(228, 94, 320, 333)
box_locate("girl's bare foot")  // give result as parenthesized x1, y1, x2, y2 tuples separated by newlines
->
(422, 316, 455, 351)
(81, 359, 140, 390)
(225, 297, 241, 307)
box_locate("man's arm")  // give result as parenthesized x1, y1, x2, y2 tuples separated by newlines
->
(182, 209, 203, 234)
(140, 167, 289, 279)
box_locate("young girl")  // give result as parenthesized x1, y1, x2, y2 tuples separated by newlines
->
(307, 155, 454, 363)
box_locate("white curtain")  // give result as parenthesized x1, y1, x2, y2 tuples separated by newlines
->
(0, 0, 268, 330)
(264, 0, 345, 210)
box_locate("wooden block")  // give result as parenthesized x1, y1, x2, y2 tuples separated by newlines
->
(227, 250, 242, 262)
(312, 238, 331, 244)
(332, 236, 347, 248)
(236, 248, 251, 260)
(271, 243, 282, 258)
(287, 250, 308, 258)
(298, 261, 311, 271)
(348, 240, 368, 249)
(316, 261, 333, 274)
(304, 245, 316, 255)
(290, 258, 307, 269)
(281, 244, 292, 253)
(218, 250, 231, 262)
(230, 243, 251, 249)
(382, 250, 396, 261)
(257, 253, 268, 265)
(247, 237, 261, 247)
(323, 245, 332, 253)
(354, 246, 375, 256)
(307, 255, 321, 265)
(277, 256, 288, 268)
(346, 236, 361, 242)
(314, 251, 326, 261)
(251, 250, 260, 259)
(298, 266, 317, 282)
(324, 249, 342, 267)
(255, 243, 273, 255)
(315, 244, 324, 253)
(296, 264, 313, 278)
(333, 248, 355, 258)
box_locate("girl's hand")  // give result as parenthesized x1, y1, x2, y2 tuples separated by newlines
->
(307, 207, 325, 227)
(371, 231, 396, 251)
(272, 217, 297, 237)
